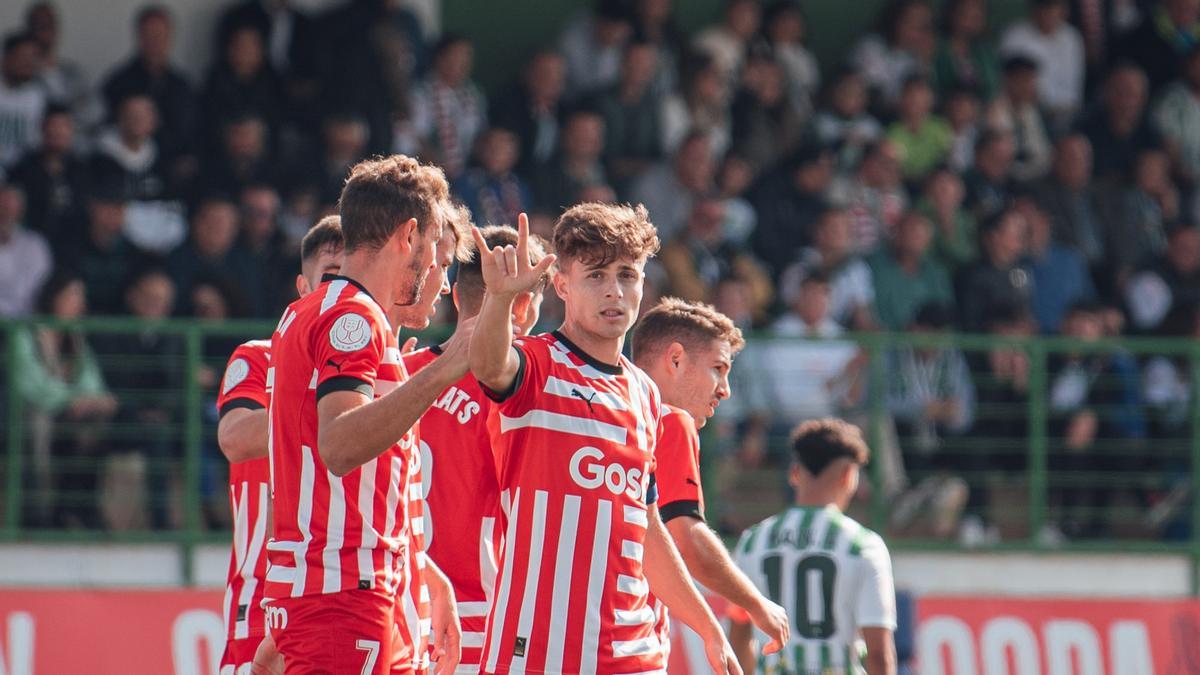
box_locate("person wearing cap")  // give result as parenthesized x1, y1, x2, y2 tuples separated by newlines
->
(984, 54, 1053, 184)
(1000, 0, 1086, 131)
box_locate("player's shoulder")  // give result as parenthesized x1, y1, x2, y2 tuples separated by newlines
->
(230, 338, 271, 362)
(834, 511, 889, 560)
(659, 404, 698, 439)
(403, 345, 441, 374)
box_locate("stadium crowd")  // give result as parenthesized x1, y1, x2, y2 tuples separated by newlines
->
(3, 0, 1199, 544)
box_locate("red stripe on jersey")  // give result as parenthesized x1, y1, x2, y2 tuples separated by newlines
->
(405, 347, 502, 672)
(481, 333, 665, 675)
(396, 433, 432, 672)
(265, 277, 418, 603)
(217, 340, 272, 640)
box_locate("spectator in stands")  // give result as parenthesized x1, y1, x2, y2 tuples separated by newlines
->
(412, 34, 487, 180)
(1153, 47, 1200, 186)
(1018, 196, 1096, 333)
(7, 104, 89, 247)
(1032, 134, 1106, 268)
(730, 50, 805, 174)
(1105, 148, 1177, 284)
(14, 272, 117, 529)
(813, 68, 882, 174)
(778, 208, 876, 331)
(918, 167, 977, 272)
(200, 24, 285, 151)
(1079, 63, 1162, 182)
(828, 139, 908, 255)
(943, 85, 982, 173)
(999, 0, 1086, 131)
(958, 207, 1032, 332)
(200, 112, 277, 197)
(214, 0, 317, 99)
(25, 3, 96, 141)
(0, 183, 51, 317)
(101, 5, 196, 172)
(237, 184, 290, 315)
(1142, 303, 1200, 441)
(531, 108, 607, 213)
(629, 131, 714, 240)
(1115, 0, 1200, 92)
(91, 94, 173, 202)
(0, 32, 48, 170)
(599, 40, 664, 190)
(166, 197, 259, 316)
(761, 0, 819, 114)
(559, 0, 631, 100)
(1126, 224, 1200, 332)
(984, 55, 1053, 184)
(304, 113, 369, 210)
(659, 53, 731, 158)
(933, 0, 1000, 100)
(452, 127, 532, 228)
(851, 0, 936, 110)
(749, 145, 833, 278)
(489, 50, 567, 173)
(887, 75, 953, 184)
(629, 0, 686, 94)
(62, 183, 141, 315)
(962, 130, 1015, 222)
(692, 0, 762, 86)
(868, 211, 955, 331)
(715, 151, 758, 246)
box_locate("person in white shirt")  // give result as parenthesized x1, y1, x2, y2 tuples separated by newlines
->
(0, 183, 51, 316)
(0, 33, 48, 171)
(1000, 0, 1085, 131)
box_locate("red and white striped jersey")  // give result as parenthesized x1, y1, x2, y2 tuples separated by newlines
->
(217, 339, 272, 641)
(395, 430, 432, 674)
(481, 331, 665, 675)
(264, 275, 419, 604)
(405, 345, 502, 673)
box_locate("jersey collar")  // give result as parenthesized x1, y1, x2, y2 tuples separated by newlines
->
(321, 273, 378, 305)
(552, 330, 623, 375)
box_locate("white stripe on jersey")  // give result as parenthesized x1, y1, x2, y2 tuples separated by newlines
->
(235, 481, 269, 638)
(623, 505, 647, 528)
(265, 561, 294, 584)
(614, 607, 655, 626)
(612, 637, 658, 658)
(322, 471, 347, 594)
(614, 670, 666, 675)
(458, 601, 489, 617)
(543, 494, 581, 674)
(462, 632, 486, 648)
(383, 456, 404, 594)
(485, 489, 522, 673)
(548, 342, 614, 380)
(500, 409, 628, 445)
(320, 280, 348, 314)
(358, 458, 378, 586)
(616, 575, 646, 596)
(480, 516, 498, 601)
(510, 490, 550, 675)
(580, 499, 612, 675)
(307, 368, 318, 390)
(620, 540, 643, 561)
(383, 346, 403, 365)
(542, 376, 629, 411)
(622, 365, 648, 452)
(293, 446, 317, 597)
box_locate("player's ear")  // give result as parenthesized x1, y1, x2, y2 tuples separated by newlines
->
(395, 217, 419, 252)
(295, 273, 309, 298)
(787, 463, 803, 489)
(552, 268, 569, 301)
(667, 341, 685, 371)
(511, 292, 532, 326)
(451, 284, 461, 311)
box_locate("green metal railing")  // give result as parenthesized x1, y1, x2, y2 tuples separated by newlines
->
(2, 317, 1199, 587)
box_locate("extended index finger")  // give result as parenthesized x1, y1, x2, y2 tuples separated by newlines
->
(516, 212, 530, 267)
(470, 225, 489, 256)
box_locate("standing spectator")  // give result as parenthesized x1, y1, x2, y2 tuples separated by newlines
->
(730, 51, 805, 174)
(0, 184, 51, 316)
(7, 104, 89, 246)
(237, 184, 291, 316)
(1153, 48, 1200, 186)
(886, 76, 953, 184)
(828, 139, 909, 256)
(1126, 225, 1200, 331)
(851, 0, 936, 110)
(214, 0, 318, 107)
(101, 6, 196, 172)
(489, 50, 567, 173)
(598, 40, 664, 190)
(412, 34, 487, 180)
(868, 211, 955, 331)
(0, 32, 47, 170)
(1019, 196, 1096, 333)
(957, 207, 1033, 332)
(778, 208, 876, 330)
(300, 113, 369, 210)
(933, 0, 1000, 100)
(1115, 0, 1200, 92)
(166, 197, 260, 316)
(1078, 63, 1162, 182)
(452, 127, 533, 228)
(918, 167, 978, 272)
(61, 184, 142, 315)
(628, 132, 714, 241)
(25, 3, 98, 141)
(962, 130, 1015, 222)
(1069, 0, 1143, 86)
(944, 86, 982, 173)
(530, 108, 607, 212)
(558, 0, 631, 100)
(761, 0, 819, 113)
(1032, 134, 1107, 267)
(1000, 0, 1086, 130)
(200, 25, 286, 152)
(984, 55, 1053, 184)
(749, 145, 834, 278)
(692, 0, 762, 85)
(813, 68, 883, 173)
(659, 53, 731, 157)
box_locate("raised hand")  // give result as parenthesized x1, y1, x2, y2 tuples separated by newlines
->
(468, 213, 556, 299)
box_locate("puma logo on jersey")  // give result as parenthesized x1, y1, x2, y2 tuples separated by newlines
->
(686, 478, 699, 487)
(433, 385, 480, 424)
(570, 388, 597, 412)
(569, 446, 648, 499)
(326, 359, 343, 372)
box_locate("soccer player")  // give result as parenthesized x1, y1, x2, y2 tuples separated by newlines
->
(404, 224, 550, 674)
(215, 216, 344, 674)
(729, 419, 897, 675)
(468, 205, 741, 675)
(264, 156, 472, 674)
(629, 298, 789, 660)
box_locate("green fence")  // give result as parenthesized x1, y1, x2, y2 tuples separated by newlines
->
(2, 317, 1199, 587)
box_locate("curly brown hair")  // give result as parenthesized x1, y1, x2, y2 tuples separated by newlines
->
(790, 418, 870, 477)
(441, 201, 477, 263)
(338, 154, 449, 252)
(631, 297, 745, 363)
(552, 202, 660, 268)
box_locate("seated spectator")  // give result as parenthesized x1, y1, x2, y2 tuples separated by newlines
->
(452, 127, 533, 228)
(1018, 196, 1095, 333)
(957, 207, 1032, 332)
(1032, 134, 1106, 267)
(214, 0, 317, 87)
(1143, 303, 1200, 441)
(1126, 224, 1200, 332)
(729, 50, 805, 174)
(999, 0, 1085, 130)
(61, 183, 143, 315)
(714, 151, 757, 246)
(166, 196, 260, 316)
(598, 40, 664, 190)
(7, 104, 89, 246)
(0, 32, 48, 169)
(886, 75, 953, 184)
(761, 0, 819, 113)
(14, 273, 117, 529)
(411, 34, 487, 180)
(828, 139, 908, 255)
(26, 3, 98, 140)
(850, 0, 935, 110)
(628, 0, 687, 94)
(1106, 148, 1178, 286)
(778, 208, 876, 330)
(917, 167, 977, 272)
(962, 130, 1015, 222)
(1153, 48, 1200, 187)
(813, 68, 883, 173)
(300, 113, 369, 210)
(1078, 63, 1162, 183)
(932, 0, 1000, 100)
(489, 50, 566, 173)
(531, 108, 607, 213)
(0, 183, 51, 316)
(868, 211, 954, 331)
(91, 94, 173, 202)
(237, 184, 290, 316)
(984, 55, 1052, 184)
(944, 86, 982, 173)
(748, 145, 833, 278)
(1114, 0, 1200, 92)
(628, 131, 714, 241)
(200, 24, 285, 151)
(558, 0, 630, 101)
(101, 6, 196, 172)
(659, 53, 731, 158)
(199, 112, 277, 197)
(691, 0, 761, 86)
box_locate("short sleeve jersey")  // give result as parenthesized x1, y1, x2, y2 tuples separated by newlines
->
(733, 506, 897, 674)
(404, 345, 501, 673)
(216, 339, 272, 641)
(480, 331, 665, 675)
(265, 275, 419, 603)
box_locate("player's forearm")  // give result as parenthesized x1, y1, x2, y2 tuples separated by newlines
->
(728, 620, 757, 675)
(679, 522, 771, 621)
(864, 652, 896, 675)
(643, 509, 725, 642)
(217, 409, 269, 463)
(469, 292, 520, 393)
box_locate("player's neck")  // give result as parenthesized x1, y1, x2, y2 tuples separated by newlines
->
(556, 320, 624, 366)
(338, 255, 396, 310)
(793, 490, 843, 512)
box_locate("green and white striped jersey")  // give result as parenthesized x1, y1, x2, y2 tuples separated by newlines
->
(733, 505, 896, 675)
